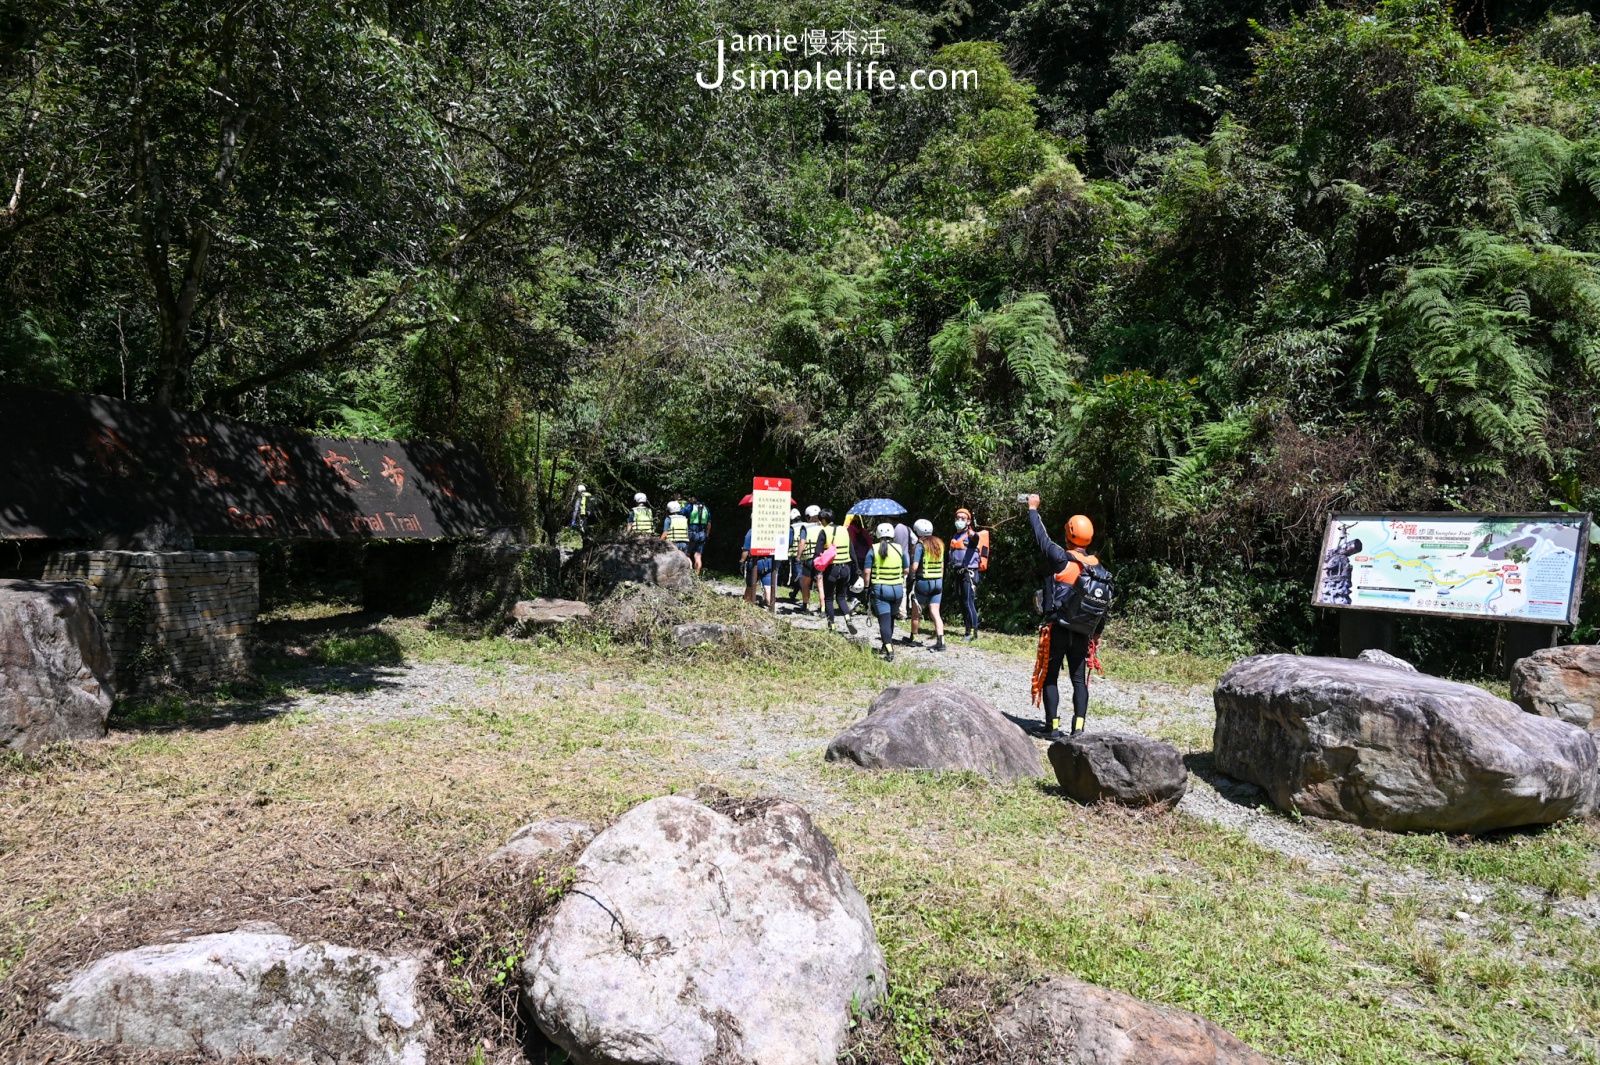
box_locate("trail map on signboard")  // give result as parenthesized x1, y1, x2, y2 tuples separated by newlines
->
(1314, 513, 1591, 625)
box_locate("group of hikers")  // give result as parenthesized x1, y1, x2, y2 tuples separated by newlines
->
(569, 485, 714, 575)
(738, 506, 990, 660)
(572, 484, 1113, 742)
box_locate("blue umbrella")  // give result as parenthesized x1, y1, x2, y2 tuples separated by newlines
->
(847, 498, 906, 517)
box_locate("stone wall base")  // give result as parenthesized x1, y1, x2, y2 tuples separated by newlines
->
(43, 551, 257, 690)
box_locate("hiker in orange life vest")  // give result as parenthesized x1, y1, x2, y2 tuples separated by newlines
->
(949, 508, 988, 641)
(1026, 494, 1110, 739)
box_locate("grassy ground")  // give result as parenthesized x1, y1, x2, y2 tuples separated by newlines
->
(2, 603, 1597, 1063)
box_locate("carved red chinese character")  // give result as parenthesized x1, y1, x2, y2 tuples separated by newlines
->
(256, 444, 295, 486)
(380, 456, 405, 494)
(323, 449, 363, 490)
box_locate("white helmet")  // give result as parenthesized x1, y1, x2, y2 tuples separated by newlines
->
(875, 522, 894, 539)
(634, 492, 647, 504)
(667, 501, 681, 514)
(790, 508, 800, 520)
(576, 484, 587, 494)
(805, 504, 820, 518)
(913, 518, 933, 537)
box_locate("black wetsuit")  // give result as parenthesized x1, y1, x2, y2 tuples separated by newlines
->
(1029, 510, 1103, 730)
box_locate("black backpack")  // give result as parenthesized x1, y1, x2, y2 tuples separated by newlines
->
(1057, 556, 1114, 635)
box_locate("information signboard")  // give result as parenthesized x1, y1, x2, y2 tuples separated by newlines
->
(748, 476, 792, 558)
(1313, 512, 1590, 626)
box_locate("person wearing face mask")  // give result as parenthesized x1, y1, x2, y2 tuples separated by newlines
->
(948, 508, 988, 641)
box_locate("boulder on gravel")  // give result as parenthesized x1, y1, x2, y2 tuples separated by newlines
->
(488, 817, 595, 870)
(0, 579, 114, 753)
(509, 597, 592, 632)
(990, 974, 1274, 1065)
(576, 538, 694, 594)
(1214, 654, 1600, 833)
(1512, 644, 1600, 728)
(523, 794, 886, 1065)
(1357, 648, 1418, 672)
(1048, 732, 1188, 808)
(825, 682, 1043, 782)
(45, 924, 429, 1064)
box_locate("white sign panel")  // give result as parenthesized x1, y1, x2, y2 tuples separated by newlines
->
(748, 476, 791, 558)
(1314, 513, 1590, 625)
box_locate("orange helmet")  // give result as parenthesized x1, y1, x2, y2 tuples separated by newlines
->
(1066, 514, 1094, 547)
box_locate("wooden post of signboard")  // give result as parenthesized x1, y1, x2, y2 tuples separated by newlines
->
(1502, 622, 1559, 679)
(1338, 610, 1396, 659)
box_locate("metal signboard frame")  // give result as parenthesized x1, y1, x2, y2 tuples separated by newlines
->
(1312, 511, 1591, 627)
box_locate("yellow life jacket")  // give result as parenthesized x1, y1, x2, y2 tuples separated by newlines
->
(630, 506, 654, 534)
(870, 543, 906, 585)
(665, 514, 690, 542)
(919, 540, 945, 581)
(819, 524, 851, 557)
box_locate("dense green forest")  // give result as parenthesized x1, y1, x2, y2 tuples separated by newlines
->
(4, 0, 1599, 662)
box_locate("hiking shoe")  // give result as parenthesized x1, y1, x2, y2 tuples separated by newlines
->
(882, 647, 895, 663)
(963, 632, 977, 643)
(845, 619, 858, 636)
(899, 635, 916, 645)
(932, 639, 946, 651)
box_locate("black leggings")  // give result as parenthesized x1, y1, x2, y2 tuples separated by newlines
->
(1042, 623, 1090, 726)
(823, 565, 854, 621)
(958, 570, 980, 631)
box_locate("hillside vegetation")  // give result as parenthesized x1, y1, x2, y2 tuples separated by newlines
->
(4, 0, 1600, 661)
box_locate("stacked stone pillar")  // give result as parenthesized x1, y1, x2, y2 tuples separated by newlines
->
(42, 551, 258, 690)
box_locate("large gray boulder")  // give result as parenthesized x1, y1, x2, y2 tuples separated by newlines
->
(990, 974, 1274, 1064)
(1512, 644, 1600, 728)
(1048, 732, 1188, 808)
(523, 795, 885, 1065)
(0, 579, 114, 753)
(1214, 654, 1600, 833)
(45, 924, 429, 1063)
(825, 682, 1043, 782)
(577, 538, 694, 594)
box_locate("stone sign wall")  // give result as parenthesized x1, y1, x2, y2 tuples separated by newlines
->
(43, 551, 257, 689)
(0, 385, 511, 541)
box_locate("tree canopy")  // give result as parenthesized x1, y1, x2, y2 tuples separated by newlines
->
(5, 0, 1599, 658)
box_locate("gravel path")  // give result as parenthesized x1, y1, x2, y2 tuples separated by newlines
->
(712, 583, 1600, 930)
(711, 582, 1348, 865)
